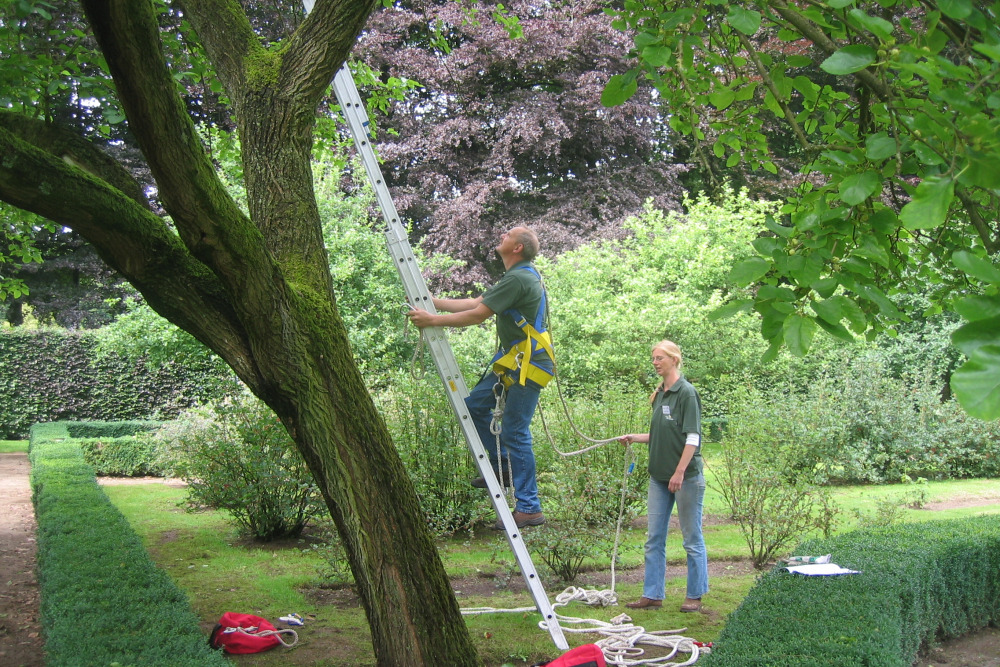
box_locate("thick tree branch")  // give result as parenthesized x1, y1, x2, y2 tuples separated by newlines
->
(79, 0, 272, 293)
(281, 0, 380, 106)
(768, 0, 891, 102)
(173, 0, 259, 97)
(0, 119, 263, 387)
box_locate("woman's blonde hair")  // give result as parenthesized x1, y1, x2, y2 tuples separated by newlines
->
(652, 340, 682, 367)
(649, 340, 683, 403)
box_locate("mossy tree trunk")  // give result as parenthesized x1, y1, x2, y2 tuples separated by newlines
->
(0, 0, 480, 665)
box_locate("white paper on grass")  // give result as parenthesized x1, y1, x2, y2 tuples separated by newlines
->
(784, 563, 860, 576)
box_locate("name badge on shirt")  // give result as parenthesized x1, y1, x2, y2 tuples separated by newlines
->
(662, 405, 673, 420)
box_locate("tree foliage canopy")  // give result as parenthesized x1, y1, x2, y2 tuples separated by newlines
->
(604, 0, 1000, 418)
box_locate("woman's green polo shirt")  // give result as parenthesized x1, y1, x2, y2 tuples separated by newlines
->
(647, 375, 703, 482)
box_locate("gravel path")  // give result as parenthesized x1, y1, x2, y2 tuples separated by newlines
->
(0, 452, 44, 667)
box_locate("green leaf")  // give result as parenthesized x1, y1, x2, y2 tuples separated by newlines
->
(838, 296, 868, 333)
(787, 55, 813, 67)
(963, 149, 1000, 189)
(761, 336, 783, 363)
(764, 214, 793, 238)
(953, 251, 1000, 285)
(865, 133, 897, 161)
(973, 42, 1000, 61)
(811, 297, 844, 325)
(827, 0, 855, 7)
(856, 285, 901, 318)
(839, 170, 881, 206)
(730, 257, 771, 286)
(815, 316, 856, 342)
(853, 236, 891, 269)
(726, 153, 741, 167)
(955, 295, 1000, 323)
(708, 299, 754, 321)
(938, 0, 973, 19)
(642, 46, 673, 67)
(951, 345, 1000, 420)
(820, 45, 877, 75)
(783, 314, 817, 357)
(601, 73, 638, 107)
(727, 6, 762, 35)
(951, 315, 1000, 356)
(811, 277, 839, 299)
(848, 9, 894, 40)
(899, 175, 954, 230)
(709, 89, 736, 110)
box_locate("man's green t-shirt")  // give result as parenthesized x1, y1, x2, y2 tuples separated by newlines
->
(647, 375, 703, 482)
(481, 260, 544, 351)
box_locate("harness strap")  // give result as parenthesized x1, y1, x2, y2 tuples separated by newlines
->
(493, 266, 554, 388)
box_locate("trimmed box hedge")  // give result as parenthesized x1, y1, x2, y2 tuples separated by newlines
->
(30, 421, 228, 667)
(703, 516, 1000, 666)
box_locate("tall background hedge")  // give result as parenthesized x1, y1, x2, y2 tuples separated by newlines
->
(0, 329, 228, 438)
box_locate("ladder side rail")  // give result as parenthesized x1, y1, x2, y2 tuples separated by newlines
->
(330, 66, 568, 650)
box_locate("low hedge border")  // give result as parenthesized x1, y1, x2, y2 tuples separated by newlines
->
(30, 421, 228, 667)
(703, 515, 1000, 666)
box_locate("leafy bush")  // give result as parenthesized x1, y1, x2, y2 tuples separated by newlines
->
(157, 393, 325, 541)
(66, 419, 160, 438)
(29, 422, 228, 667)
(714, 390, 840, 569)
(535, 390, 650, 528)
(702, 516, 1000, 667)
(377, 373, 492, 535)
(716, 350, 1000, 486)
(0, 328, 229, 438)
(79, 434, 163, 476)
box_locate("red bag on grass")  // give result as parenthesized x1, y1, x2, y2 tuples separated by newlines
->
(209, 612, 296, 654)
(531, 643, 606, 667)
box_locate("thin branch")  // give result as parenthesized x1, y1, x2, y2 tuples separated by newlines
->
(737, 32, 812, 151)
(767, 0, 891, 102)
(956, 189, 1000, 254)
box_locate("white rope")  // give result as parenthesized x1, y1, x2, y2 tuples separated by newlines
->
(228, 627, 299, 648)
(542, 614, 706, 666)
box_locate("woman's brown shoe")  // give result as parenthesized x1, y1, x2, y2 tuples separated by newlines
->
(680, 598, 703, 613)
(625, 596, 662, 609)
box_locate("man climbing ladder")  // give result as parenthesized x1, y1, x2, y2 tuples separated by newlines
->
(408, 226, 554, 529)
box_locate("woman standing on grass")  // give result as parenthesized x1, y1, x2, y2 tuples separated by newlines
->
(618, 340, 708, 612)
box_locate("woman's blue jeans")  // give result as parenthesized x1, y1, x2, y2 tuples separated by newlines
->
(465, 372, 543, 514)
(643, 473, 709, 601)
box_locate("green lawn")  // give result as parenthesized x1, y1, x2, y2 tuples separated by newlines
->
(0, 440, 28, 453)
(102, 472, 1000, 666)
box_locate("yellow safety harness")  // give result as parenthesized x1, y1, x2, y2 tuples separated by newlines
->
(490, 266, 555, 389)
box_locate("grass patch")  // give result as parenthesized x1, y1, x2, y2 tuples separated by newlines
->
(102, 464, 1000, 666)
(0, 439, 27, 453)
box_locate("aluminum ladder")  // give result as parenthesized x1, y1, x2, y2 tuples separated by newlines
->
(330, 65, 569, 650)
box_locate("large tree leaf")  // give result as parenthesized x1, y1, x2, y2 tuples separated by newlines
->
(783, 314, 817, 357)
(815, 316, 855, 342)
(839, 170, 881, 205)
(727, 6, 762, 35)
(709, 89, 736, 110)
(951, 344, 1000, 420)
(953, 250, 1000, 285)
(730, 257, 770, 286)
(848, 9, 894, 40)
(865, 133, 897, 160)
(899, 175, 954, 229)
(938, 0, 973, 19)
(708, 299, 754, 321)
(820, 45, 877, 74)
(955, 295, 1000, 322)
(952, 315, 1000, 356)
(601, 73, 637, 106)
